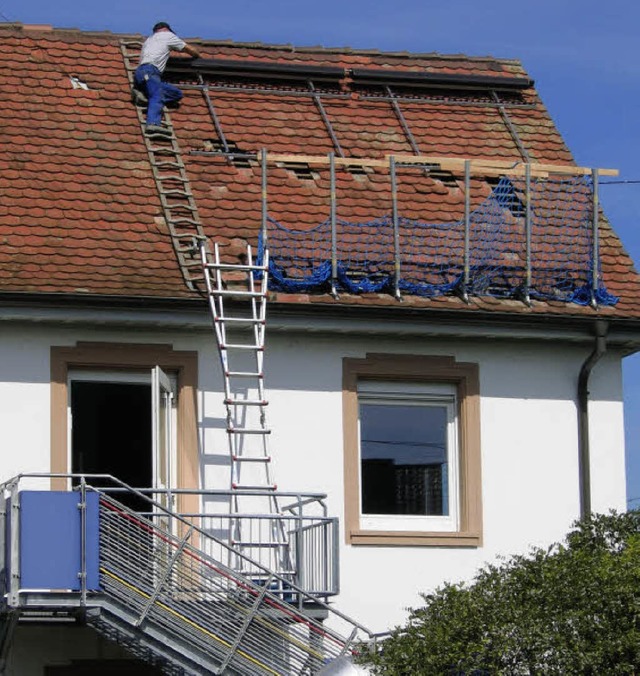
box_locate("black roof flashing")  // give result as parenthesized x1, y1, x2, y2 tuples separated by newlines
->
(351, 67, 533, 90)
(167, 57, 534, 91)
(169, 57, 344, 81)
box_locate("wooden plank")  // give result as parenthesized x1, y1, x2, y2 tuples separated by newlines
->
(264, 153, 388, 169)
(258, 152, 618, 177)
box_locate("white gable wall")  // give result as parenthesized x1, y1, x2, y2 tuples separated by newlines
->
(0, 321, 626, 633)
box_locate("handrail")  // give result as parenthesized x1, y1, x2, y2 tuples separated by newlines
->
(0, 473, 370, 636)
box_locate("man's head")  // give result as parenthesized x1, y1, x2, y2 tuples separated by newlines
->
(152, 21, 173, 33)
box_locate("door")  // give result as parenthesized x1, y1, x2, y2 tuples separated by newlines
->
(70, 367, 176, 513)
(152, 366, 176, 511)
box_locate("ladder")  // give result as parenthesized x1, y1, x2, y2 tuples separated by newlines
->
(120, 39, 206, 290)
(198, 240, 294, 585)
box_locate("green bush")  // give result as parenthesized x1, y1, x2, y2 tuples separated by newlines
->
(359, 511, 640, 675)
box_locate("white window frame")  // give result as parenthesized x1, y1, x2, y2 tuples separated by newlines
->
(342, 353, 482, 547)
(357, 381, 460, 533)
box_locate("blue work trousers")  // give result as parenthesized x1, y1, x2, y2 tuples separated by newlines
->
(133, 63, 183, 125)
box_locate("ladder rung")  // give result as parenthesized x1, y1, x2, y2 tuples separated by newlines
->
(205, 262, 269, 273)
(232, 483, 277, 490)
(166, 203, 198, 212)
(222, 343, 263, 351)
(155, 174, 188, 183)
(147, 131, 174, 139)
(227, 428, 271, 435)
(225, 399, 268, 406)
(175, 246, 198, 255)
(232, 455, 271, 462)
(227, 371, 263, 378)
(160, 189, 192, 197)
(208, 289, 266, 298)
(216, 316, 265, 325)
(154, 160, 182, 168)
(172, 218, 201, 226)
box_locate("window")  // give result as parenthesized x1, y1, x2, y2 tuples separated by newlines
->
(343, 354, 482, 546)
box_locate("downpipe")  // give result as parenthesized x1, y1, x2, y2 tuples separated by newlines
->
(577, 320, 608, 519)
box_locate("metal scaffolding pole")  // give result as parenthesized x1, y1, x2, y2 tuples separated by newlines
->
(198, 74, 229, 154)
(462, 159, 471, 303)
(591, 169, 600, 309)
(260, 148, 268, 249)
(523, 163, 532, 306)
(330, 152, 338, 297)
(309, 80, 344, 157)
(390, 156, 401, 300)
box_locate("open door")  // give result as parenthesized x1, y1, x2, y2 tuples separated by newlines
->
(152, 366, 175, 512)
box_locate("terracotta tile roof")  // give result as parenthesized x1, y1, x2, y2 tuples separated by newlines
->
(1, 23, 639, 322)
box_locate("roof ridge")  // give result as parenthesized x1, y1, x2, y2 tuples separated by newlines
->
(0, 22, 521, 65)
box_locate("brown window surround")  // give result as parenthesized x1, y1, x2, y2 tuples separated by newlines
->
(343, 353, 482, 547)
(50, 342, 198, 514)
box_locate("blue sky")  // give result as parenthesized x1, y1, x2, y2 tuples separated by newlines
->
(2, 0, 640, 504)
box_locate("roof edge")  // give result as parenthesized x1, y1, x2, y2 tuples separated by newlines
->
(0, 22, 523, 66)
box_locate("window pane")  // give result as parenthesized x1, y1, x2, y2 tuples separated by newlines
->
(360, 402, 448, 516)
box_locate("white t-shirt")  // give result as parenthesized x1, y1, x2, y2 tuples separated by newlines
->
(139, 31, 186, 73)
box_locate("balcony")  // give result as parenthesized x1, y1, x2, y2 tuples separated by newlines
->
(0, 474, 370, 675)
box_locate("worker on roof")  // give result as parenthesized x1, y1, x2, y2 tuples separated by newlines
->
(133, 21, 200, 136)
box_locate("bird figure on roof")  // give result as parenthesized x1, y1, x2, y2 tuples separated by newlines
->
(133, 21, 200, 137)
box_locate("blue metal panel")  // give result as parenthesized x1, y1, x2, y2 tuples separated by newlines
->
(19, 491, 100, 591)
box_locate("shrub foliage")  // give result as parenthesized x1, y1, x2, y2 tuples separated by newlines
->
(359, 511, 640, 675)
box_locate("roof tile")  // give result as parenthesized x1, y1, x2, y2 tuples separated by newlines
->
(0, 24, 638, 318)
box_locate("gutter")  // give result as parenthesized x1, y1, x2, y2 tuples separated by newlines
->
(577, 320, 608, 518)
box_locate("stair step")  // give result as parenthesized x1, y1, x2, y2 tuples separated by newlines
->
(232, 540, 287, 548)
(238, 569, 297, 576)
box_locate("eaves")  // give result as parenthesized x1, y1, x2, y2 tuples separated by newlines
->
(0, 292, 639, 354)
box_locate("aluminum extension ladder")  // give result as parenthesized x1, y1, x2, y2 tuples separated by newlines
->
(198, 240, 294, 584)
(120, 39, 206, 290)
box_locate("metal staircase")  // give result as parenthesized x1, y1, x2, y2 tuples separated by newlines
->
(120, 39, 206, 290)
(197, 241, 294, 588)
(0, 476, 372, 675)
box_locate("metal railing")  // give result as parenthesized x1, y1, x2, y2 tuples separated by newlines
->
(94, 484, 339, 600)
(0, 474, 371, 675)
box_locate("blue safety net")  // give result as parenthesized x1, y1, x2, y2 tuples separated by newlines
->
(258, 175, 617, 306)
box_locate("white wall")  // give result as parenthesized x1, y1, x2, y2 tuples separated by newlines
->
(0, 322, 626, 633)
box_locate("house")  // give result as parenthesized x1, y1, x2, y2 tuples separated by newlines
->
(1, 21, 640, 675)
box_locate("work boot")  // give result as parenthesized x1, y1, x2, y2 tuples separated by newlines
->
(130, 87, 148, 106)
(145, 124, 172, 137)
